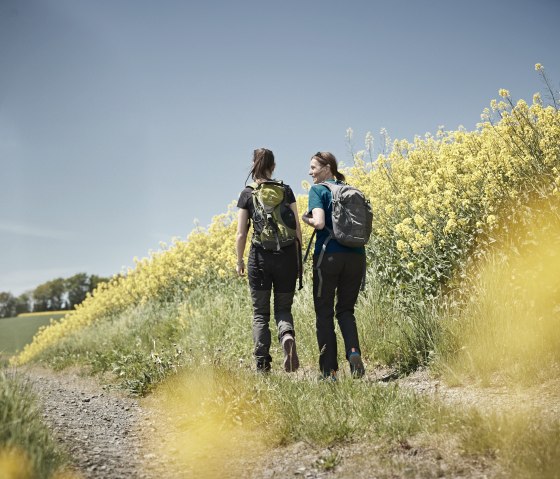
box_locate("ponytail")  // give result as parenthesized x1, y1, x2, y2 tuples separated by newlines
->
(249, 148, 275, 182)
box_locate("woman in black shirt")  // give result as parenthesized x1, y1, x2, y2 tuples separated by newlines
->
(236, 148, 302, 373)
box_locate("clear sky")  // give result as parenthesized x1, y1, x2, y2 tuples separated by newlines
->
(1, 0, 559, 295)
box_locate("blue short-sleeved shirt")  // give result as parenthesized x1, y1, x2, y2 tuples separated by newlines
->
(308, 180, 366, 256)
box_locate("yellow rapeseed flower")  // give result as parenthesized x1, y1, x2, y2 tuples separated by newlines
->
(396, 240, 407, 253)
(533, 92, 542, 105)
(413, 214, 426, 229)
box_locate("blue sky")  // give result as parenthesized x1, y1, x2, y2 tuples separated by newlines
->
(1, 0, 559, 295)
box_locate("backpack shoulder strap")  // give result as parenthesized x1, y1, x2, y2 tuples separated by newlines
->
(318, 182, 341, 206)
(319, 181, 345, 192)
(260, 179, 284, 187)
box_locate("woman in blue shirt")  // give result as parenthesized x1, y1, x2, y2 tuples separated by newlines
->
(301, 151, 365, 379)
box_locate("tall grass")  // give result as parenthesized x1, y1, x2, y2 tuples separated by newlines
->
(435, 199, 560, 386)
(36, 222, 560, 390)
(460, 409, 560, 479)
(34, 269, 444, 394)
(0, 371, 69, 479)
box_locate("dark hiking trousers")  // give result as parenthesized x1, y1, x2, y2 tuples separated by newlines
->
(248, 243, 298, 366)
(313, 252, 365, 375)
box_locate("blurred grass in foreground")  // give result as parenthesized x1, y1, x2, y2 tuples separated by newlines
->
(143, 365, 446, 478)
(438, 201, 560, 386)
(142, 364, 560, 479)
(0, 371, 72, 479)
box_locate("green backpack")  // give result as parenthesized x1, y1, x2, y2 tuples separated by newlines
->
(249, 180, 297, 251)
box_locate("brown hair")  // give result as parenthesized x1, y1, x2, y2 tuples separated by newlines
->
(249, 148, 275, 182)
(312, 151, 345, 182)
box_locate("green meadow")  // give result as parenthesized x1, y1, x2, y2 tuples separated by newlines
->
(0, 313, 66, 357)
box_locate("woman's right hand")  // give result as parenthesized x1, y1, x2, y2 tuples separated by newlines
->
(302, 208, 325, 230)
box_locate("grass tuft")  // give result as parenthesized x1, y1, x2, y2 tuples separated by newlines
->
(0, 370, 68, 479)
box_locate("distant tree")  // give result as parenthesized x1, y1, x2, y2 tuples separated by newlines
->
(32, 283, 50, 312)
(5, 273, 110, 314)
(65, 273, 90, 309)
(48, 278, 66, 310)
(64, 273, 110, 309)
(15, 292, 31, 315)
(89, 274, 109, 293)
(0, 291, 17, 318)
(33, 278, 66, 311)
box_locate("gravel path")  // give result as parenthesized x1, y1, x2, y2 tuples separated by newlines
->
(16, 365, 559, 478)
(20, 366, 162, 479)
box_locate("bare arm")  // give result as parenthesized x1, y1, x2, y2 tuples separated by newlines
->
(289, 202, 303, 244)
(301, 207, 325, 231)
(236, 208, 250, 275)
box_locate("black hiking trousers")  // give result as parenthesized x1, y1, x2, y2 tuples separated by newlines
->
(248, 243, 298, 367)
(313, 252, 365, 376)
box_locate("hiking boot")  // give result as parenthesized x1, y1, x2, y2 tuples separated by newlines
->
(319, 370, 337, 382)
(256, 359, 271, 374)
(349, 351, 365, 378)
(281, 334, 300, 372)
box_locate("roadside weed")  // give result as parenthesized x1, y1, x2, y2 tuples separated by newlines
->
(0, 371, 69, 479)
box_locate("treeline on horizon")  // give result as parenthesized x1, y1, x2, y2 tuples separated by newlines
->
(0, 273, 109, 318)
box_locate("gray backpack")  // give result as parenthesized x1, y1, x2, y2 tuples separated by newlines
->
(303, 181, 373, 297)
(320, 181, 373, 248)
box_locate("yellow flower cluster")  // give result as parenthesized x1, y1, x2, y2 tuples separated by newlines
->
(347, 90, 559, 297)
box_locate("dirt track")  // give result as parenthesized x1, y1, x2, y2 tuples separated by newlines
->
(21, 366, 165, 479)
(18, 365, 559, 478)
